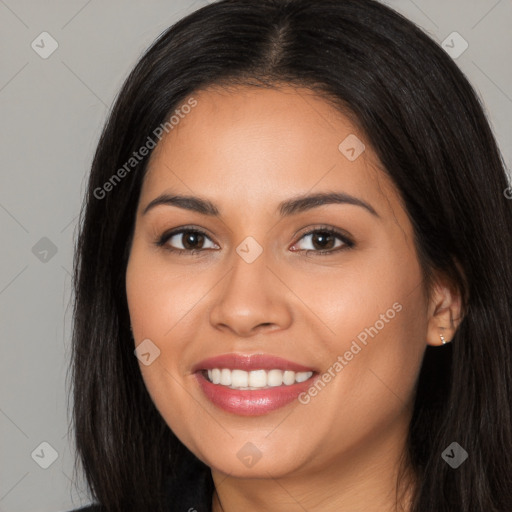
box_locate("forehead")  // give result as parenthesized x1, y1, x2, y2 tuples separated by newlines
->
(141, 84, 400, 219)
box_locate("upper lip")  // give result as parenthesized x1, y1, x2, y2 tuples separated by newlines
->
(192, 353, 317, 373)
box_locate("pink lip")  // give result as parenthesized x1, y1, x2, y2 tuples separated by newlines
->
(192, 353, 316, 373)
(192, 353, 318, 416)
(195, 372, 317, 416)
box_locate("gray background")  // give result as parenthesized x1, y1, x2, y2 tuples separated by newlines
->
(0, 0, 510, 510)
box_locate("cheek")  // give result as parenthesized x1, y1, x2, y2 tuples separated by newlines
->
(294, 296, 426, 464)
(126, 244, 208, 343)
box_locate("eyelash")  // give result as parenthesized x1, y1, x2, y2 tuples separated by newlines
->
(155, 225, 355, 256)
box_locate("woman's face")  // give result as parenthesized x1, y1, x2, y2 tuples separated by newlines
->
(125, 85, 432, 479)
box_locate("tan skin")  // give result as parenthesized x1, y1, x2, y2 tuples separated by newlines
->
(125, 85, 463, 512)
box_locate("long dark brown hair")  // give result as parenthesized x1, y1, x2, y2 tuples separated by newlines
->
(69, 0, 512, 510)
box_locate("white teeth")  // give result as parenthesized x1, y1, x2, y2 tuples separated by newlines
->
(231, 369, 248, 387)
(248, 369, 267, 387)
(220, 368, 231, 386)
(204, 368, 313, 389)
(283, 370, 295, 385)
(267, 369, 283, 386)
(211, 368, 221, 384)
(295, 371, 311, 383)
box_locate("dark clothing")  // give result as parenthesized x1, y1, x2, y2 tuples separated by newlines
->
(69, 452, 214, 512)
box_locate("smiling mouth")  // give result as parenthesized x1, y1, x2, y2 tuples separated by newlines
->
(194, 354, 319, 415)
(201, 368, 315, 390)
(192, 353, 319, 415)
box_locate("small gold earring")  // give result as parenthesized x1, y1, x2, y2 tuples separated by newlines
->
(440, 333, 447, 345)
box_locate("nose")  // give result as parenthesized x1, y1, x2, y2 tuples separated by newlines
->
(208, 248, 293, 338)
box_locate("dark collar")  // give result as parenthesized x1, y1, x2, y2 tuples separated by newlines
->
(165, 451, 215, 511)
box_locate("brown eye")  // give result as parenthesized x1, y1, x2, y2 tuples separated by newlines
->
(180, 231, 206, 250)
(157, 228, 218, 253)
(290, 227, 354, 254)
(309, 231, 337, 250)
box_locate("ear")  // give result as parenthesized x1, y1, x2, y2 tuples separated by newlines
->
(426, 273, 464, 347)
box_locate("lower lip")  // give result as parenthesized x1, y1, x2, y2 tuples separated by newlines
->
(195, 371, 317, 416)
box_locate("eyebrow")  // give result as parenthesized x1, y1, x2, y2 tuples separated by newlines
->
(142, 191, 379, 218)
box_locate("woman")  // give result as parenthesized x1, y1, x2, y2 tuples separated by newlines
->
(69, 0, 512, 510)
